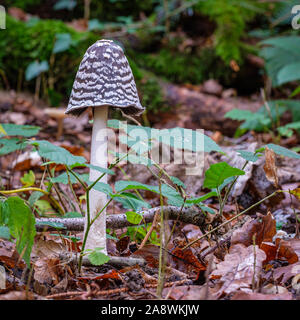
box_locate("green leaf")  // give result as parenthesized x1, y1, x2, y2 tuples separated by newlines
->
(108, 120, 222, 153)
(51, 172, 89, 185)
(126, 211, 143, 224)
(1, 124, 40, 137)
(266, 143, 300, 159)
(186, 191, 217, 204)
(203, 162, 245, 189)
(30, 140, 86, 166)
(113, 193, 151, 211)
(237, 150, 259, 162)
(260, 36, 300, 87)
(199, 205, 216, 214)
(88, 248, 110, 266)
(0, 200, 9, 225)
(225, 109, 259, 121)
(34, 200, 54, 216)
(53, 0, 77, 10)
(84, 164, 115, 175)
(277, 62, 300, 85)
(89, 181, 113, 195)
(28, 191, 44, 208)
(25, 61, 49, 81)
(5, 197, 36, 266)
(289, 86, 300, 98)
(0, 226, 10, 240)
(112, 152, 154, 166)
(21, 170, 35, 188)
(64, 212, 82, 218)
(36, 220, 66, 229)
(0, 124, 6, 136)
(277, 121, 300, 137)
(115, 180, 184, 206)
(0, 138, 27, 156)
(88, 19, 105, 31)
(170, 176, 186, 189)
(53, 33, 72, 54)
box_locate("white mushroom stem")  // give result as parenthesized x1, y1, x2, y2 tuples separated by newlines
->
(85, 106, 108, 254)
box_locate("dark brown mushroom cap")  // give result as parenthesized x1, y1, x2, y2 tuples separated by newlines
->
(65, 39, 145, 116)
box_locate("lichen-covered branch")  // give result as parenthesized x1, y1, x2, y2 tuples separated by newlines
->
(35, 206, 206, 232)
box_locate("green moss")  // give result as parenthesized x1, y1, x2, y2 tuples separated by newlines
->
(133, 48, 233, 85)
(0, 16, 164, 113)
(0, 16, 98, 93)
(194, 0, 268, 64)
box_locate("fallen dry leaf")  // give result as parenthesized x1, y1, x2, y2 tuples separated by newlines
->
(32, 236, 65, 259)
(0, 291, 34, 300)
(116, 236, 130, 255)
(260, 239, 298, 264)
(276, 238, 299, 264)
(261, 283, 289, 294)
(210, 244, 266, 296)
(231, 212, 276, 247)
(273, 262, 300, 284)
(132, 244, 160, 268)
(263, 147, 279, 188)
(289, 238, 300, 259)
(0, 240, 25, 269)
(78, 269, 122, 282)
(171, 247, 206, 275)
(290, 188, 300, 200)
(33, 257, 64, 285)
(231, 291, 292, 300)
(162, 285, 213, 300)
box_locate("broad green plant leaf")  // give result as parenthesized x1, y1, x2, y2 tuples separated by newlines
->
(0, 226, 10, 240)
(125, 211, 143, 224)
(186, 191, 217, 205)
(113, 192, 151, 211)
(266, 144, 300, 159)
(0, 138, 27, 155)
(25, 61, 49, 81)
(88, 248, 110, 266)
(34, 200, 55, 216)
(107, 120, 222, 153)
(36, 220, 66, 229)
(88, 180, 113, 196)
(5, 197, 36, 266)
(1, 124, 40, 137)
(30, 140, 86, 166)
(51, 172, 89, 184)
(203, 162, 245, 189)
(115, 180, 184, 206)
(260, 36, 300, 87)
(170, 176, 186, 189)
(88, 19, 105, 31)
(53, 33, 72, 54)
(237, 150, 259, 162)
(277, 121, 300, 137)
(0, 124, 6, 136)
(28, 191, 44, 208)
(64, 212, 82, 218)
(53, 0, 77, 10)
(21, 170, 35, 187)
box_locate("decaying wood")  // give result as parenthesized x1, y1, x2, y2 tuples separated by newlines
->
(35, 205, 206, 232)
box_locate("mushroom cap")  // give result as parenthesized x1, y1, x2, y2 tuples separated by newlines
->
(65, 39, 145, 116)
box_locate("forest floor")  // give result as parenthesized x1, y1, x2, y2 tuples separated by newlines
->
(0, 84, 299, 300)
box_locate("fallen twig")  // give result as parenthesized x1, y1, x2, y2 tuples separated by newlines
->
(138, 209, 160, 251)
(61, 253, 146, 267)
(35, 205, 206, 231)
